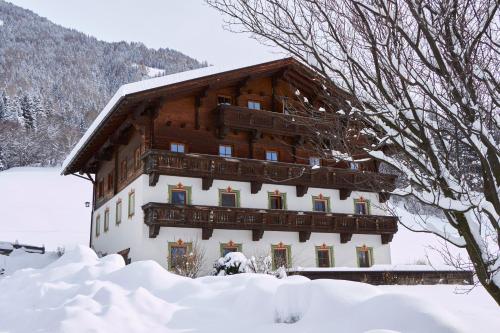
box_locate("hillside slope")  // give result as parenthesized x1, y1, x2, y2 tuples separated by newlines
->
(0, 0, 204, 169)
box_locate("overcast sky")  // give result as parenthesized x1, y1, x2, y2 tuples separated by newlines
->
(7, 0, 282, 66)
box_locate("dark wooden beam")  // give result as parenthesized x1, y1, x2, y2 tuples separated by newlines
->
(202, 177, 213, 191)
(251, 181, 262, 194)
(149, 225, 160, 238)
(149, 172, 159, 186)
(339, 189, 352, 200)
(299, 231, 311, 242)
(379, 192, 391, 203)
(296, 185, 308, 197)
(202, 227, 213, 240)
(381, 234, 394, 244)
(194, 95, 201, 130)
(340, 233, 353, 243)
(252, 229, 264, 241)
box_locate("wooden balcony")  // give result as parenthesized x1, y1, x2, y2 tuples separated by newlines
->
(142, 202, 398, 243)
(214, 104, 335, 139)
(143, 150, 396, 200)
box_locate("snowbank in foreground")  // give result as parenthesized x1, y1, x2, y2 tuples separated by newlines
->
(1, 246, 498, 333)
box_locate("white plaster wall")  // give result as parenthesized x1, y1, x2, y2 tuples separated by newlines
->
(91, 174, 392, 275)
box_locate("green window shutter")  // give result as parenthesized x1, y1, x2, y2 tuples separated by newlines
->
(271, 244, 291, 269)
(315, 246, 334, 267)
(282, 193, 287, 210)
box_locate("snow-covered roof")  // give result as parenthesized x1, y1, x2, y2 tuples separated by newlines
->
(61, 57, 292, 175)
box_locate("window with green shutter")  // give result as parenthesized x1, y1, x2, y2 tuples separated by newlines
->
(356, 246, 374, 267)
(271, 243, 291, 269)
(168, 185, 192, 205)
(315, 245, 334, 267)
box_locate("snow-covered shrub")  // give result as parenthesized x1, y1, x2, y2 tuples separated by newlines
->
(213, 252, 250, 276)
(56, 246, 65, 257)
(247, 254, 272, 274)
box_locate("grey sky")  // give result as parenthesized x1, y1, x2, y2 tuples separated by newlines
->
(6, 0, 282, 66)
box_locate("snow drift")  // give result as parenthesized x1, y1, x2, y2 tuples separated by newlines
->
(1, 246, 497, 333)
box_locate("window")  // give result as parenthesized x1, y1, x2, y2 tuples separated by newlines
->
(349, 162, 359, 170)
(316, 246, 333, 268)
(272, 243, 291, 269)
(120, 160, 127, 181)
(170, 143, 185, 153)
(217, 95, 232, 105)
(357, 246, 373, 267)
(220, 241, 242, 256)
(134, 147, 141, 171)
(268, 192, 286, 210)
(104, 209, 110, 232)
(248, 100, 261, 110)
(168, 241, 192, 270)
(309, 157, 321, 167)
(169, 185, 192, 205)
(107, 173, 113, 192)
(354, 198, 369, 215)
(115, 200, 122, 225)
(95, 215, 100, 237)
(266, 151, 278, 162)
(312, 195, 330, 212)
(97, 180, 104, 198)
(219, 189, 239, 207)
(128, 190, 135, 217)
(219, 145, 232, 157)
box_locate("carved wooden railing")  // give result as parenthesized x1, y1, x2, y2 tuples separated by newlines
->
(142, 202, 398, 243)
(215, 104, 336, 138)
(142, 150, 396, 199)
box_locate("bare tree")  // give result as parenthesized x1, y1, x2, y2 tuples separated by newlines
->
(207, 0, 500, 304)
(169, 240, 206, 278)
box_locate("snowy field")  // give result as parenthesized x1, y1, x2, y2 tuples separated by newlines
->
(0, 246, 498, 333)
(0, 167, 91, 249)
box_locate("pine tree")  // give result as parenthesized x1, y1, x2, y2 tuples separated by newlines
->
(20, 95, 35, 130)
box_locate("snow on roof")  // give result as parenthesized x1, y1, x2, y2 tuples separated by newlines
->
(61, 57, 288, 174)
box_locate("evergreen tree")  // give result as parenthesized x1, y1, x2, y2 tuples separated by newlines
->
(20, 95, 35, 130)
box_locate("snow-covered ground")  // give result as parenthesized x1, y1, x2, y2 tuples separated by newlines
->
(0, 167, 91, 250)
(0, 246, 498, 333)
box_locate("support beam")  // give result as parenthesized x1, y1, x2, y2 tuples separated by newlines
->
(251, 181, 263, 194)
(202, 227, 213, 240)
(379, 192, 391, 203)
(202, 177, 213, 191)
(339, 189, 352, 200)
(194, 95, 201, 130)
(299, 231, 311, 242)
(296, 185, 308, 197)
(149, 172, 159, 186)
(340, 233, 353, 243)
(252, 229, 264, 241)
(149, 225, 160, 238)
(381, 234, 394, 244)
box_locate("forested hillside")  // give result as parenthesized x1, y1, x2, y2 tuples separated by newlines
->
(0, 1, 204, 169)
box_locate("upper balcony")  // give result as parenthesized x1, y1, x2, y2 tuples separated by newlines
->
(214, 104, 336, 139)
(142, 150, 396, 201)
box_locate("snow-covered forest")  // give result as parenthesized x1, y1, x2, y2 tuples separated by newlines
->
(0, 0, 204, 170)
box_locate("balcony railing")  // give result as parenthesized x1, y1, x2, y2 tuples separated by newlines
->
(142, 150, 396, 199)
(214, 104, 336, 138)
(142, 202, 398, 243)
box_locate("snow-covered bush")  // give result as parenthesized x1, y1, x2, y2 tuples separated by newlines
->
(213, 252, 250, 276)
(247, 254, 272, 274)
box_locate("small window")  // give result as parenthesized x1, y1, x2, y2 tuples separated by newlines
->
(171, 189, 187, 205)
(98, 181, 104, 198)
(104, 209, 110, 232)
(217, 95, 232, 105)
(107, 173, 113, 192)
(220, 242, 242, 256)
(128, 190, 135, 217)
(115, 200, 122, 225)
(95, 215, 100, 237)
(170, 143, 185, 153)
(219, 145, 232, 157)
(272, 244, 290, 269)
(309, 157, 321, 167)
(248, 100, 261, 110)
(350, 162, 359, 170)
(316, 246, 333, 268)
(357, 246, 373, 267)
(266, 151, 278, 162)
(220, 191, 238, 207)
(313, 196, 330, 212)
(354, 199, 369, 215)
(134, 147, 141, 170)
(268, 192, 286, 210)
(120, 160, 127, 181)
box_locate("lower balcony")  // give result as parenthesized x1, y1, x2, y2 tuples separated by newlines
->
(142, 202, 398, 244)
